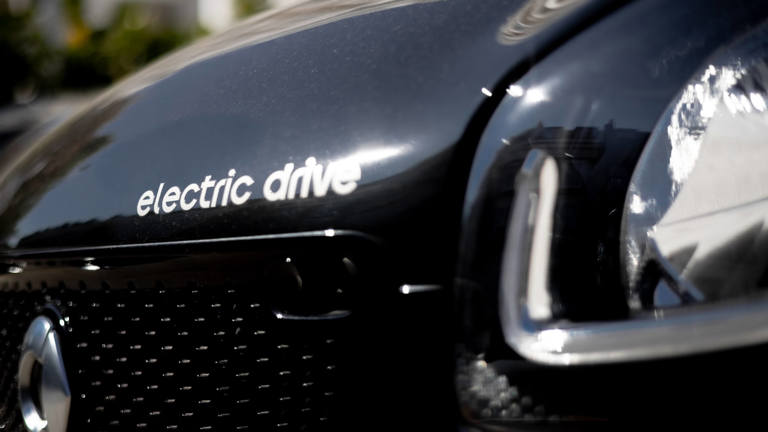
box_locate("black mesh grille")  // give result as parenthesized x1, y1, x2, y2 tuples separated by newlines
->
(0, 287, 37, 432)
(67, 282, 345, 431)
(0, 239, 455, 432)
(0, 276, 350, 432)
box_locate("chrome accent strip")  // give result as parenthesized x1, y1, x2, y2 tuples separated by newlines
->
(273, 310, 351, 320)
(398, 284, 443, 295)
(0, 229, 379, 258)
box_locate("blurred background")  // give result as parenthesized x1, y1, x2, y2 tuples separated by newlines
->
(0, 0, 295, 145)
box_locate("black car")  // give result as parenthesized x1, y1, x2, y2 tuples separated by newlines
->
(1, 0, 768, 429)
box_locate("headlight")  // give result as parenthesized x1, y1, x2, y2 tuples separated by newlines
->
(624, 28, 768, 309)
(500, 21, 768, 365)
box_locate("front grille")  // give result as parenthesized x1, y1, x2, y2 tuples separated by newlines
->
(0, 236, 455, 432)
(0, 279, 348, 432)
(0, 239, 372, 432)
(70, 282, 346, 431)
(0, 287, 36, 431)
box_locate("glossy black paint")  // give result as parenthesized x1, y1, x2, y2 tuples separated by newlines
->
(0, 1, 644, 430)
(0, 0, 617, 289)
(3, 0, 767, 427)
(456, 0, 768, 423)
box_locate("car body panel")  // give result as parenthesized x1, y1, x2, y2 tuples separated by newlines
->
(0, 0, 610, 261)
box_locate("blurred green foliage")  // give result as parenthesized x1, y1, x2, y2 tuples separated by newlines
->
(62, 4, 202, 89)
(0, 3, 55, 104)
(0, 0, 268, 105)
(236, 0, 269, 17)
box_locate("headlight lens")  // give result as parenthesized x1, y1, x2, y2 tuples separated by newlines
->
(623, 25, 768, 309)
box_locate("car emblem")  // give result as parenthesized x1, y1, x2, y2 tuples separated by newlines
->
(18, 316, 70, 432)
